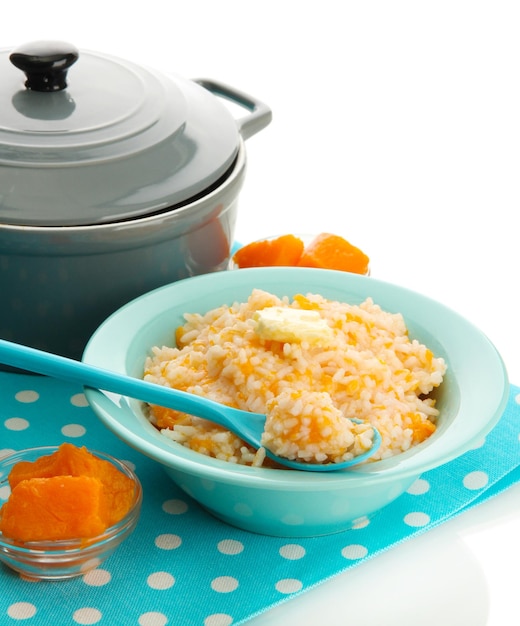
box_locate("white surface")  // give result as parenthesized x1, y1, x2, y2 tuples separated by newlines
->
(3, 2, 520, 624)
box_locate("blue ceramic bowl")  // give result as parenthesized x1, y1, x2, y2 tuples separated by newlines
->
(83, 267, 508, 537)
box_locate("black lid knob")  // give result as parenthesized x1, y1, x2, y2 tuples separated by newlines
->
(9, 40, 79, 92)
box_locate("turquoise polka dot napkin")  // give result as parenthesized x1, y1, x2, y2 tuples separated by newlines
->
(1, 372, 519, 626)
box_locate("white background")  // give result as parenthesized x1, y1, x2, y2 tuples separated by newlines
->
(2, 2, 520, 624)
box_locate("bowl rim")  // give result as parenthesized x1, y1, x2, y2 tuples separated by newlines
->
(0, 445, 142, 552)
(83, 266, 509, 486)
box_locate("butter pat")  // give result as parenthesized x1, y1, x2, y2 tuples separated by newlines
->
(253, 306, 333, 345)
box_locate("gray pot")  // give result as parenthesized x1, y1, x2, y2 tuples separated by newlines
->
(0, 41, 271, 359)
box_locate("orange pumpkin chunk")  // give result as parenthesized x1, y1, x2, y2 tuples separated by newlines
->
(0, 444, 135, 541)
(297, 233, 370, 275)
(8, 442, 97, 489)
(232, 234, 304, 268)
(0, 476, 106, 542)
(150, 405, 191, 430)
(408, 414, 437, 443)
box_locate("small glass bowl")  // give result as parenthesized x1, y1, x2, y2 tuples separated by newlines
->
(230, 233, 371, 275)
(0, 446, 142, 580)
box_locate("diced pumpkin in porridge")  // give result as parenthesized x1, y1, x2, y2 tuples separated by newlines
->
(261, 389, 373, 464)
(408, 413, 437, 443)
(149, 405, 191, 429)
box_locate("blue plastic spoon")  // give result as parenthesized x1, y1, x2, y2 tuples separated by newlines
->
(0, 338, 381, 471)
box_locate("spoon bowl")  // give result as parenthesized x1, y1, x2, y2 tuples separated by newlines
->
(0, 339, 381, 471)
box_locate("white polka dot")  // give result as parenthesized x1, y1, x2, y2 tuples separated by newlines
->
(61, 423, 86, 437)
(80, 558, 102, 574)
(275, 578, 303, 594)
(83, 568, 111, 586)
(0, 448, 15, 460)
(407, 478, 430, 495)
(211, 576, 239, 593)
(7, 602, 37, 619)
(463, 471, 489, 490)
(73, 607, 102, 624)
(147, 571, 175, 590)
(468, 437, 486, 450)
(404, 511, 431, 527)
(281, 513, 305, 526)
(387, 482, 407, 500)
(0, 485, 11, 500)
(217, 539, 244, 555)
(155, 534, 182, 550)
(351, 516, 370, 529)
(330, 497, 352, 517)
(341, 544, 368, 560)
(515, 393, 520, 405)
(279, 544, 306, 560)
(70, 393, 89, 407)
(122, 459, 136, 471)
(233, 502, 253, 517)
(138, 612, 168, 626)
(4, 417, 29, 431)
(204, 614, 233, 626)
(162, 499, 188, 515)
(15, 390, 39, 403)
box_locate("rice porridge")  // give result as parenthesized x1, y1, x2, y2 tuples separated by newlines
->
(143, 289, 446, 467)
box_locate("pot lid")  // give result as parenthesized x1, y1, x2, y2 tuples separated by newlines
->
(0, 41, 270, 226)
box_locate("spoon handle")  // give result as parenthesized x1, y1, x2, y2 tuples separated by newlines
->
(0, 339, 229, 423)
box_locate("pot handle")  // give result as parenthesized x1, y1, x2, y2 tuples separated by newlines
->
(194, 79, 272, 140)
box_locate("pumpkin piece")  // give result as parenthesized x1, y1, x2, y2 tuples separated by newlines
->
(0, 476, 106, 542)
(408, 414, 437, 443)
(9, 442, 96, 489)
(297, 233, 370, 275)
(46, 443, 135, 527)
(232, 234, 304, 268)
(90, 455, 136, 528)
(5, 443, 136, 533)
(7, 454, 58, 489)
(149, 405, 191, 430)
